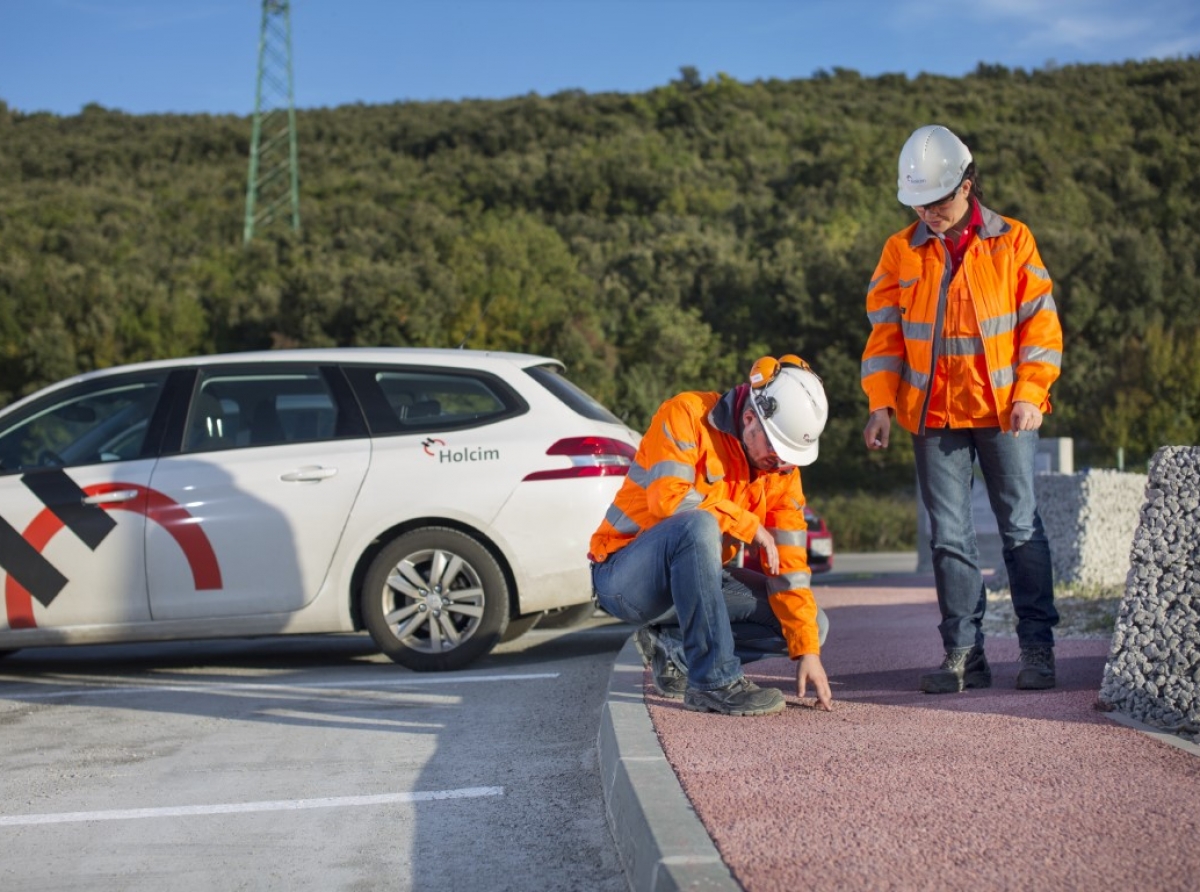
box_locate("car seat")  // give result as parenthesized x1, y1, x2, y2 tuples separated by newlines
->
(249, 399, 287, 445)
(187, 392, 232, 451)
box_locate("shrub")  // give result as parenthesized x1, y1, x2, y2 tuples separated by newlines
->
(813, 489, 917, 552)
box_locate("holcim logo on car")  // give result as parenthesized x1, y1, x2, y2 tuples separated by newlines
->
(422, 438, 500, 463)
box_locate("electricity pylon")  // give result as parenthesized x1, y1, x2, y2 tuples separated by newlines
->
(243, 0, 300, 243)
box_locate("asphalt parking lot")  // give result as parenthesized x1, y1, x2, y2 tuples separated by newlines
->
(0, 621, 631, 891)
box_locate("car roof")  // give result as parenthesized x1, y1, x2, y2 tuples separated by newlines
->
(2, 348, 565, 414)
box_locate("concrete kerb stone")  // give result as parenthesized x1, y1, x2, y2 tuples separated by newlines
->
(1102, 710, 1200, 758)
(598, 635, 741, 892)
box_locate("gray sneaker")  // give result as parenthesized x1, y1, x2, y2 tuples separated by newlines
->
(633, 626, 687, 700)
(919, 646, 992, 694)
(1016, 645, 1056, 690)
(683, 677, 785, 716)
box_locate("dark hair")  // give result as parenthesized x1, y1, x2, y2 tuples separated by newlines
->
(964, 162, 984, 203)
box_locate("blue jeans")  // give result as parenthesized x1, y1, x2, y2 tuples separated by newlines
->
(591, 511, 828, 689)
(913, 427, 1059, 651)
(650, 567, 828, 674)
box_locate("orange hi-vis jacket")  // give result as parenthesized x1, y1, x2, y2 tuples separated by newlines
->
(861, 203, 1062, 435)
(588, 386, 821, 657)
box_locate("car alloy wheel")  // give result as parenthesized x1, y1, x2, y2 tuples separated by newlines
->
(362, 526, 509, 671)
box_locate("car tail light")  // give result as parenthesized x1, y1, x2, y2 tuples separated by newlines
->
(523, 437, 636, 481)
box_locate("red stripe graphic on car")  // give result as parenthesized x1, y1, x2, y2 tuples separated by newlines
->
(3, 480, 222, 630)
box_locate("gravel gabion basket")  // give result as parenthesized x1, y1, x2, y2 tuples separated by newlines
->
(1099, 446, 1200, 736)
(1038, 470, 1147, 586)
(990, 469, 1146, 589)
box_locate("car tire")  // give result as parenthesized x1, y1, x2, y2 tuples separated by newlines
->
(535, 602, 596, 630)
(362, 527, 510, 672)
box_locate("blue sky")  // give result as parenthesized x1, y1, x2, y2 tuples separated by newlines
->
(2, 0, 1199, 117)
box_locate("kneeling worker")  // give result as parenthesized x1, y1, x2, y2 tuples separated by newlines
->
(589, 356, 832, 716)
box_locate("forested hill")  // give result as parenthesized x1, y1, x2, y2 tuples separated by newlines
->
(2, 58, 1199, 493)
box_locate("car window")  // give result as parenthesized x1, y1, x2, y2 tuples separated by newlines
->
(184, 367, 340, 452)
(342, 365, 526, 435)
(0, 374, 166, 473)
(525, 364, 624, 425)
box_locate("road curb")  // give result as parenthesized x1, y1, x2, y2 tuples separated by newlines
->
(598, 635, 741, 892)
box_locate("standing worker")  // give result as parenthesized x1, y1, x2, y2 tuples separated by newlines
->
(590, 356, 832, 715)
(861, 124, 1062, 693)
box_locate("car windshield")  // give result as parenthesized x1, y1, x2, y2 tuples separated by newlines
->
(525, 364, 623, 425)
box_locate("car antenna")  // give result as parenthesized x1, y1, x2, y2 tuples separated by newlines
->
(456, 293, 501, 349)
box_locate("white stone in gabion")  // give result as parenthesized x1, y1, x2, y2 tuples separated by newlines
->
(1100, 446, 1200, 737)
(1040, 470, 1146, 586)
(990, 469, 1146, 589)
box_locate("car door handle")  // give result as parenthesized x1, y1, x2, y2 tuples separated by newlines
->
(82, 489, 140, 505)
(279, 466, 338, 482)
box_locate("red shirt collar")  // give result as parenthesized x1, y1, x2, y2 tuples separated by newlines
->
(944, 198, 983, 268)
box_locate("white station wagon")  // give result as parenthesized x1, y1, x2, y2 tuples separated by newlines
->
(0, 348, 638, 670)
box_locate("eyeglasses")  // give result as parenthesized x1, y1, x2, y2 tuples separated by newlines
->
(747, 417, 793, 471)
(917, 184, 960, 212)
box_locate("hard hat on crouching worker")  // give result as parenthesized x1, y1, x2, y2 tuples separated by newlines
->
(896, 124, 972, 207)
(747, 354, 828, 467)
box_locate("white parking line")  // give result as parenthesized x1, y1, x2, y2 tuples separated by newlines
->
(1, 671, 559, 701)
(0, 787, 504, 827)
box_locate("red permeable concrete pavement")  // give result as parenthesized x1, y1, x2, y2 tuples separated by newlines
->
(644, 576, 1200, 892)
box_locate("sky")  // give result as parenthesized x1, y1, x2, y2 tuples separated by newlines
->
(2, 0, 1199, 117)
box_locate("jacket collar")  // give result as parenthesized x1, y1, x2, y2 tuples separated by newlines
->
(709, 384, 748, 439)
(909, 200, 1011, 248)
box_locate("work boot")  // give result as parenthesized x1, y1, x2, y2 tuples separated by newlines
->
(1016, 645, 1056, 690)
(632, 626, 687, 700)
(683, 676, 785, 716)
(919, 646, 992, 694)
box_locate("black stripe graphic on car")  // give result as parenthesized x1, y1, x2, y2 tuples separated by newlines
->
(0, 515, 69, 608)
(22, 470, 117, 550)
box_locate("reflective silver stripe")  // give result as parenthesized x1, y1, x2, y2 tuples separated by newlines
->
(991, 364, 1016, 389)
(674, 489, 704, 513)
(938, 335, 984, 356)
(901, 364, 930, 390)
(644, 459, 694, 484)
(604, 503, 641, 535)
(1023, 262, 1050, 281)
(979, 312, 1016, 338)
(868, 306, 902, 325)
(899, 277, 918, 288)
(767, 570, 812, 594)
(902, 320, 934, 341)
(627, 463, 651, 488)
(769, 528, 807, 547)
(862, 356, 902, 377)
(1018, 292, 1057, 323)
(867, 273, 887, 293)
(661, 421, 695, 451)
(1021, 345, 1062, 368)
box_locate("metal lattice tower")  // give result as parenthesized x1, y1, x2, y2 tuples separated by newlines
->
(243, 0, 300, 243)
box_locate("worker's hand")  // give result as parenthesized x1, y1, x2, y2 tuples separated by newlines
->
(864, 408, 891, 450)
(796, 654, 832, 711)
(751, 524, 780, 575)
(1010, 401, 1043, 436)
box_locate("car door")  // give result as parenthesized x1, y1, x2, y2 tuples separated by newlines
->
(145, 364, 371, 620)
(0, 371, 169, 632)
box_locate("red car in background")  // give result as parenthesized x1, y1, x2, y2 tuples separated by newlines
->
(737, 505, 833, 575)
(803, 505, 833, 574)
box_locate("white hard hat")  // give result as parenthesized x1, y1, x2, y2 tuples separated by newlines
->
(748, 356, 828, 467)
(896, 124, 972, 207)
